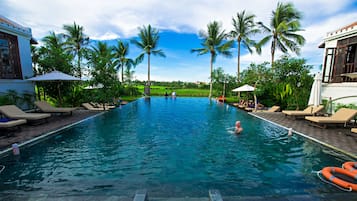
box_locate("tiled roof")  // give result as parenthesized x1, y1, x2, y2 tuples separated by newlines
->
(0, 15, 32, 35)
(328, 21, 357, 36)
(0, 15, 37, 44)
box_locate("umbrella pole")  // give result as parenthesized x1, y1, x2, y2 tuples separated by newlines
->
(58, 83, 62, 106)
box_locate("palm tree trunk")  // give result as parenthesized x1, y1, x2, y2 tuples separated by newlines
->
(237, 39, 241, 82)
(121, 63, 124, 82)
(271, 38, 276, 68)
(209, 54, 213, 99)
(148, 53, 151, 85)
(146, 53, 151, 96)
(77, 50, 82, 78)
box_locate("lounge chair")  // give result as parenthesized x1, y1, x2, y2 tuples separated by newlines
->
(0, 105, 51, 123)
(267, 106, 280, 112)
(90, 102, 116, 109)
(0, 118, 26, 129)
(305, 108, 357, 128)
(351, 128, 357, 134)
(282, 105, 324, 119)
(82, 103, 107, 111)
(35, 101, 77, 115)
(255, 105, 280, 112)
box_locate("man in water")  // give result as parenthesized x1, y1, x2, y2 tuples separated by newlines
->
(235, 121, 243, 134)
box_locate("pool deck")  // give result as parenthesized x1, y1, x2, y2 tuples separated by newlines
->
(0, 109, 102, 153)
(250, 111, 357, 159)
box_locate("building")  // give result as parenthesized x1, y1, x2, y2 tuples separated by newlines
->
(319, 21, 357, 105)
(0, 15, 36, 97)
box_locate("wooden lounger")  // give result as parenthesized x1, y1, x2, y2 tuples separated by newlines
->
(0, 105, 51, 123)
(305, 108, 357, 128)
(35, 101, 77, 115)
(282, 105, 324, 119)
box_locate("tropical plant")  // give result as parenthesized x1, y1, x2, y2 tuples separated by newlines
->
(31, 45, 41, 75)
(87, 41, 119, 106)
(63, 22, 89, 78)
(131, 24, 165, 95)
(191, 21, 233, 99)
(257, 2, 305, 67)
(37, 32, 74, 103)
(230, 10, 260, 82)
(113, 40, 136, 83)
(211, 67, 237, 97)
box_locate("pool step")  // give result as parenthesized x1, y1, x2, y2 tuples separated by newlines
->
(134, 189, 222, 201)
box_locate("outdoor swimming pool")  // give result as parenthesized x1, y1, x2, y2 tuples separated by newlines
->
(0, 97, 355, 199)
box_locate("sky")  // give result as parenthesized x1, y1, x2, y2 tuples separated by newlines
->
(1, 0, 357, 82)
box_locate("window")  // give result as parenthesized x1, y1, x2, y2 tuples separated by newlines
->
(322, 48, 335, 83)
(346, 44, 356, 64)
(0, 31, 22, 79)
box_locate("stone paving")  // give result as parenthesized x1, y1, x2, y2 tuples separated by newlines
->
(250, 112, 357, 158)
(0, 109, 102, 152)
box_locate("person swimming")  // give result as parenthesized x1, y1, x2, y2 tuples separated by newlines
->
(235, 121, 243, 134)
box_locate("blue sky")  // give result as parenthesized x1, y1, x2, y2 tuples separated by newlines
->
(2, 0, 357, 82)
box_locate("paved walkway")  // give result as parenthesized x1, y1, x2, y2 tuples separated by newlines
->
(251, 112, 357, 158)
(0, 109, 102, 152)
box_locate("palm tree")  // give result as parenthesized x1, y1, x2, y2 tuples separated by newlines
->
(63, 22, 89, 78)
(113, 40, 136, 83)
(87, 42, 118, 106)
(131, 24, 165, 95)
(191, 21, 233, 99)
(257, 2, 305, 67)
(230, 10, 260, 82)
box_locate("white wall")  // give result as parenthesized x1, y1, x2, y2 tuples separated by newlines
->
(321, 82, 357, 104)
(0, 27, 35, 96)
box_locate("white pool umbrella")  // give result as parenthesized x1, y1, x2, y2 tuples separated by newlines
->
(27, 70, 81, 104)
(27, 70, 81, 81)
(232, 84, 255, 92)
(308, 72, 322, 106)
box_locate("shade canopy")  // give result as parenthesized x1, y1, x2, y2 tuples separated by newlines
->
(232, 84, 255, 92)
(27, 70, 80, 81)
(308, 72, 322, 106)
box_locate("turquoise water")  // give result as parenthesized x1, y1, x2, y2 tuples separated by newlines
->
(0, 97, 354, 199)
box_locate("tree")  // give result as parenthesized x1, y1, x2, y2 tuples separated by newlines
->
(191, 21, 233, 99)
(257, 2, 305, 67)
(131, 24, 165, 95)
(37, 32, 74, 103)
(63, 22, 89, 78)
(87, 41, 119, 107)
(113, 40, 136, 83)
(230, 10, 260, 82)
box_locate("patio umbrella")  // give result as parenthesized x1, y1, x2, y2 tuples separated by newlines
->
(308, 72, 322, 106)
(232, 84, 257, 110)
(232, 84, 255, 92)
(27, 70, 81, 104)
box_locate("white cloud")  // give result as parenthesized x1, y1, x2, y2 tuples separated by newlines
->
(4, 0, 352, 40)
(2, 0, 355, 81)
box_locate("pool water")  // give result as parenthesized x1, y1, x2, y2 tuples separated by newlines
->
(0, 97, 354, 199)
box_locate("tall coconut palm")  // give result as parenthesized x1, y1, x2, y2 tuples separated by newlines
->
(191, 21, 233, 99)
(63, 22, 89, 78)
(230, 10, 260, 82)
(131, 24, 165, 95)
(257, 2, 305, 67)
(113, 40, 136, 83)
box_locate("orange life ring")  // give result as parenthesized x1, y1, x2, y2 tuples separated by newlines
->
(321, 167, 357, 191)
(342, 161, 357, 174)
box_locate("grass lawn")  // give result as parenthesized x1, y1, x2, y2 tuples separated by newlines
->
(135, 85, 209, 97)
